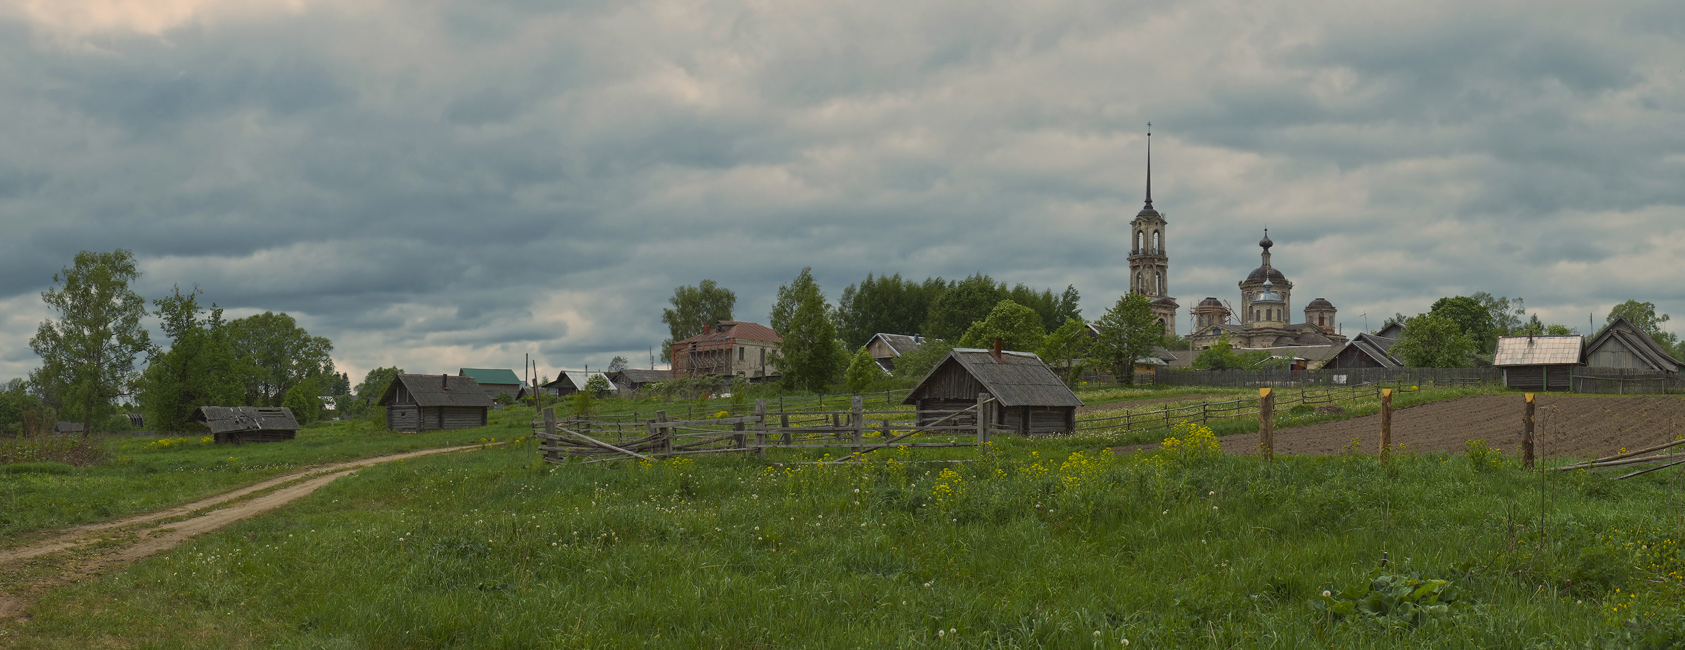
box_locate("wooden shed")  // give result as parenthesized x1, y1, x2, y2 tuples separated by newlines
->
(190, 406, 301, 444)
(378, 374, 493, 432)
(1322, 332, 1403, 370)
(1492, 335, 1582, 391)
(459, 368, 522, 400)
(1584, 317, 1681, 372)
(902, 347, 1082, 436)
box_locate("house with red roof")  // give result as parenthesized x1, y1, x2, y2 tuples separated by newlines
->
(670, 321, 782, 381)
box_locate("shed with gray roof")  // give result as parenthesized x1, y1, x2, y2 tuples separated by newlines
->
(191, 406, 301, 444)
(1584, 317, 1681, 373)
(902, 347, 1082, 436)
(1493, 335, 1583, 391)
(378, 374, 493, 431)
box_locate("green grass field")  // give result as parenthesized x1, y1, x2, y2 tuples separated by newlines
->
(5, 429, 1684, 648)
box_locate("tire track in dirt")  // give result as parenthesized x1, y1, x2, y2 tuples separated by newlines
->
(0, 443, 492, 619)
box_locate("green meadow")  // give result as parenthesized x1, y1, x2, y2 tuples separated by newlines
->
(5, 423, 1684, 649)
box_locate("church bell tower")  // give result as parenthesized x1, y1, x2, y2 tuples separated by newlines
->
(1128, 126, 1177, 336)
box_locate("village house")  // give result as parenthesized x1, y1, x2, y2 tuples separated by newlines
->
(864, 333, 930, 372)
(608, 368, 670, 392)
(1583, 317, 1682, 373)
(669, 321, 781, 381)
(191, 406, 301, 444)
(1321, 332, 1404, 370)
(379, 374, 493, 431)
(903, 344, 1081, 436)
(459, 368, 522, 400)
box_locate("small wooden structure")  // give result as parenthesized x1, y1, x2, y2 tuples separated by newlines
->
(864, 333, 929, 372)
(1584, 317, 1681, 372)
(902, 345, 1081, 435)
(1322, 332, 1403, 370)
(379, 374, 493, 432)
(191, 406, 300, 444)
(1492, 335, 1582, 391)
(608, 368, 669, 392)
(459, 368, 522, 400)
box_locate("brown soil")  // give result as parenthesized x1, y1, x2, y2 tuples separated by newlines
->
(0, 444, 490, 620)
(1078, 393, 1232, 414)
(1115, 394, 1685, 459)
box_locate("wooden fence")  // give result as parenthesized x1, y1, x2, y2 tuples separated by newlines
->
(1570, 369, 1685, 395)
(535, 393, 1003, 465)
(1150, 367, 1502, 389)
(1072, 380, 1419, 436)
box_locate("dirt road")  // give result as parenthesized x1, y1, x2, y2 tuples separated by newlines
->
(0, 443, 490, 619)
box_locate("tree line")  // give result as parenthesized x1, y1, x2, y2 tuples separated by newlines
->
(1387, 294, 1682, 368)
(2, 250, 349, 436)
(661, 270, 1165, 393)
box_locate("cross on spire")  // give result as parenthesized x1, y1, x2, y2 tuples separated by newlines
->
(1144, 123, 1153, 208)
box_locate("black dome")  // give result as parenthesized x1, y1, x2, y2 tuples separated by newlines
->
(1305, 297, 1335, 310)
(1245, 266, 1289, 284)
(1197, 297, 1224, 308)
(1259, 233, 1273, 249)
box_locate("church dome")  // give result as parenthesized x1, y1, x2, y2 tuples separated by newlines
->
(1246, 266, 1289, 284)
(1259, 233, 1274, 249)
(1305, 297, 1335, 310)
(1197, 297, 1224, 308)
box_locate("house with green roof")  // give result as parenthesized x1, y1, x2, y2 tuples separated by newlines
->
(458, 368, 523, 400)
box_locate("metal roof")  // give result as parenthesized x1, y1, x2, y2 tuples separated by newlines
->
(459, 368, 522, 386)
(868, 333, 927, 357)
(1492, 336, 1583, 366)
(379, 374, 496, 408)
(609, 368, 670, 386)
(190, 406, 301, 434)
(672, 321, 783, 348)
(903, 349, 1083, 408)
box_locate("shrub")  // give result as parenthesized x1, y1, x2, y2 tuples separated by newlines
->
(1159, 422, 1222, 466)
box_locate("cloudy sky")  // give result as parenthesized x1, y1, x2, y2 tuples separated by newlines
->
(2, 0, 1682, 383)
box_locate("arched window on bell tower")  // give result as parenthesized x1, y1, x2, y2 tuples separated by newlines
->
(1151, 231, 1161, 253)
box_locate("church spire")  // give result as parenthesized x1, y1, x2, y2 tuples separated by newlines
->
(1143, 123, 1153, 209)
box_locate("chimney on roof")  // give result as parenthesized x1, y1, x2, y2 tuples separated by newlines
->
(991, 338, 1003, 362)
(442, 374, 449, 390)
(704, 322, 713, 335)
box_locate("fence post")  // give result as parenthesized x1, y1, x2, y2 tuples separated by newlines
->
(543, 407, 557, 463)
(735, 419, 747, 453)
(977, 392, 991, 448)
(1522, 393, 1536, 470)
(1379, 388, 1393, 465)
(781, 411, 792, 445)
(656, 410, 669, 456)
(754, 400, 767, 458)
(1259, 388, 1275, 461)
(851, 396, 864, 455)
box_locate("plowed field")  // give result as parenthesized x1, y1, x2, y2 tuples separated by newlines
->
(1212, 394, 1685, 459)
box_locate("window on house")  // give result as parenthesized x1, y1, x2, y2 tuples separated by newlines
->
(739, 347, 744, 361)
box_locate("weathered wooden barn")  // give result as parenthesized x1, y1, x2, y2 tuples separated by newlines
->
(1584, 317, 1681, 372)
(191, 406, 301, 444)
(864, 333, 929, 372)
(379, 374, 493, 432)
(608, 368, 669, 392)
(459, 368, 522, 400)
(1492, 335, 1582, 391)
(1321, 332, 1404, 369)
(902, 347, 1082, 436)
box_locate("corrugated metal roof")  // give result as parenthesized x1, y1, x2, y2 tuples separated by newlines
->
(380, 374, 496, 408)
(190, 406, 300, 434)
(459, 368, 521, 386)
(1492, 336, 1583, 367)
(869, 333, 927, 356)
(903, 349, 1083, 408)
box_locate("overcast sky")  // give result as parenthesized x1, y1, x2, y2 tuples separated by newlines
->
(2, 0, 1682, 383)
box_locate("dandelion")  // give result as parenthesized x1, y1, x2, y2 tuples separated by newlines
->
(1322, 590, 1331, 597)
(938, 630, 945, 638)
(1094, 631, 1102, 637)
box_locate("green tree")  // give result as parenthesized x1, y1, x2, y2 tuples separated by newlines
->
(770, 268, 846, 392)
(958, 299, 1047, 351)
(923, 274, 1006, 341)
(836, 274, 945, 348)
(281, 376, 322, 425)
(1038, 317, 1091, 387)
(1428, 296, 1497, 353)
(1606, 300, 1678, 349)
(1005, 283, 1082, 332)
(1088, 293, 1160, 385)
(227, 312, 334, 407)
(134, 286, 244, 433)
(584, 374, 613, 397)
(28, 249, 153, 435)
(355, 366, 405, 401)
(1516, 314, 1573, 337)
(607, 356, 629, 372)
(892, 340, 955, 382)
(660, 280, 736, 361)
(843, 348, 888, 393)
(1193, 334, 1243, 370)
(1470, 292, 1526, 337)
(1392, 314, 1477, 368)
